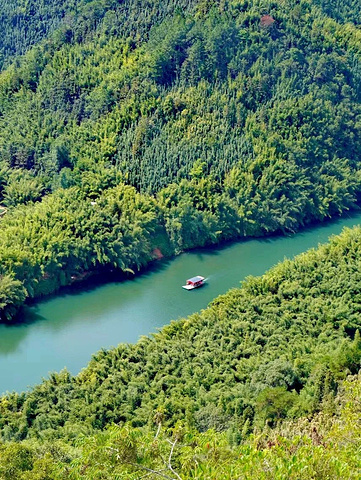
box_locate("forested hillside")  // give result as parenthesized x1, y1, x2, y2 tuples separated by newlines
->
(0, 375, 360, 478)
(0, 0, 87, 69)
(0, 0, 360, 476)
(0, 0, 360, 320)
(313, 0, 361, 23)
(0, 226, 361, 477)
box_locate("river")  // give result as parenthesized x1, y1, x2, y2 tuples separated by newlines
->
(1, 212, 361, 395)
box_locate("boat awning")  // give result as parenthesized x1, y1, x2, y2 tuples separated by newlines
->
(187, 276, 204, 283)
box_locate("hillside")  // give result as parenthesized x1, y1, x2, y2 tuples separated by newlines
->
(0, 0, 88, 69)
(0, 375, 360, 478)
(0, 0, 360, 477)
(0, 226, 361, 477)
(0, 0, 361, 321)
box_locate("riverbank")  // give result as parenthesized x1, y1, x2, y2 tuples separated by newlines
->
(10, 207, 361, 324)
(1, 210, 361, 394)
(1, 162, 361, 324)
(2, 221, 361, 452)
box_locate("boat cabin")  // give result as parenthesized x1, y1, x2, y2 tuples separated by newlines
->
(182, 276, 205, 290)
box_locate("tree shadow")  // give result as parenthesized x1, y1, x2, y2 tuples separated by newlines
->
(26, 257, 172, 304)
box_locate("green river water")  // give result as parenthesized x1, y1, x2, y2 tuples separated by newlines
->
(1, 212, 361, 395)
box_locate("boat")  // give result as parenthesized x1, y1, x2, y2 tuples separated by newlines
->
(182, 276, 205, 290)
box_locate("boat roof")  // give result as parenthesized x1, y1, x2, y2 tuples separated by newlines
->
(187, 276, 204, 283)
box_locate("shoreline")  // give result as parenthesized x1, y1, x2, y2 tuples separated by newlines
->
(11, 207, 360, 325)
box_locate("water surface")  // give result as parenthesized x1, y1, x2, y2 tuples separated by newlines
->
(1, 212, 361, 394)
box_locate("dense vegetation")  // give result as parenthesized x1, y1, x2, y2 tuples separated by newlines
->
(0, 0, 361, 320)
(0, 226, 361, 476)
(313, 0, 361, 24)
(0, 374, 360, 478)
(0, 0, 360, 476)
(0, 0, 117, 70)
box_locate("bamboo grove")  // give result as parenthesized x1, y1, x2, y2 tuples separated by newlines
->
(0, 226, 361, 477)
(0, 0, 361, 477)
(0, 0, 361, 320)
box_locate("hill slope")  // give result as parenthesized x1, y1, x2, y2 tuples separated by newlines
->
(1, 225, 361, 440)
(0, 375, 361, 478)
(0, 0, 361, 320)
(0, 0, 88, 69)
(0, 226, 360, 477)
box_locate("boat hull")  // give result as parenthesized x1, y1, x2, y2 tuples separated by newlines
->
(182, 282, 205, 290)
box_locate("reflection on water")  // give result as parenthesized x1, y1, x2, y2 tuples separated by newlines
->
(0, 211, 361, 394)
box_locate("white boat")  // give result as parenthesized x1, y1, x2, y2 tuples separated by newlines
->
(182, 276, 205, 290)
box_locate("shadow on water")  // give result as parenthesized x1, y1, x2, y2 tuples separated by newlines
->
(250, 211, 358, 244)
(0, 307, 50, 355)
(18, 257, 171, 314)
(6, 306, 46, 327)
(0, 324, 29, 355)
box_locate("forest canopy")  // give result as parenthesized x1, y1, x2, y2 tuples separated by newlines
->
(0, 0, 360, 476)
(0, 0, 360, 319)
(0, 225, 361, 477)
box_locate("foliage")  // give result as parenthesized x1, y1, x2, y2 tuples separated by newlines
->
(0, 374, 360, 478)
(1, 226, 361, 445)
(0, 175, 166, 308)
(0, 274, 26, 322)
(0, 0, 360, 317)
(0, 0, 360, 477)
